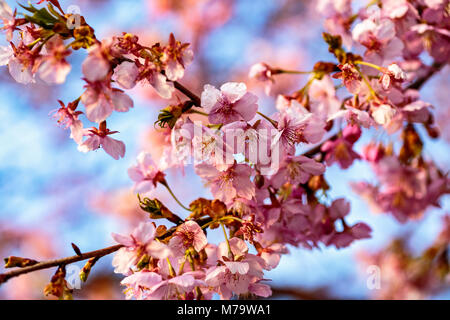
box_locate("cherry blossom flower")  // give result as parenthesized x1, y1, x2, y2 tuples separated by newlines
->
(221, 120, 273, 166)
(317, 0, 353, 49)
(136, 59, 175, 99)
(170, 220, 208, 253)
(321, 125, 361, 169)
(272, 107, 326, 156)
(161, 33, 193, 81)
(77, 124, 126, 160)
(381, 0, 410, 19)
(50, 100, 83, 144)
(329, 104, 375, 129)
(380, 63, 407, 90)
(144, 272, 206, 300)
(81, 79, 134, 123)
(371, 103, 397, 126)
(0, 0, 18, 41)
(205, 238, 270, 299)
(37, 35, 71, 85)
(406, 24, 450, 63)
(248, 62, 274, 95)
(352, 12, 404, 65)
(308, 75, 341, 120)
(82, 39, 117, 82)
(201, 82, 258, 125)
(111, 222, 170, 275)
(332, 63, 362, 94)
(120, 270, 162, 300)
(195, 162, 255, 204)
(271, 155, 325, 188)
(1, 41, 39, 84)
(128, 152, 166, 194)
(112, 61, 139, 90)
(258, 243, 288, 271)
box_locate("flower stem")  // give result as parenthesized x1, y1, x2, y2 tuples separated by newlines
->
(355, 61, 382, 72)
(257, 111, 278, 128)
(220, 222, 233, 259)
(188, 109, 209, 117)
(273, 69, 312, 75)
(355, 67, 378, 100)
(161, 181, 191, 211)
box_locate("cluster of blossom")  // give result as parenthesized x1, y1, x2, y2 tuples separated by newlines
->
(0, 0, 448, 300)
(352, 140, 449, 222)
(0, 0, 193, 159)
(359, 215, 450, 299)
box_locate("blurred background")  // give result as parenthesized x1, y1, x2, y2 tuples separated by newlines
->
(0, 0, 448, 299)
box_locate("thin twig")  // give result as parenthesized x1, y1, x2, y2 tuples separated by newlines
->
(0, 244, 123, 285)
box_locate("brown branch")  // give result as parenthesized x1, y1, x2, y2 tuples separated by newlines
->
(407, 62, 444, 90)
(0, 216, 212, 286)
(0, 244, 123, 285)
(173, 81, 201, 107)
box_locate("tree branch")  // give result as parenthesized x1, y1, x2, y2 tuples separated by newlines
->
(0, 244, 123, 285)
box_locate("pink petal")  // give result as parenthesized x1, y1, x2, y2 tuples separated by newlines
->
(77, 135, 101, 153)
(112, 90, 134, 112)
(101, 136, 125, 160)
(82, 55, 110, 82)
(220, 82, 247, 103)
(233, 92, 258, 122)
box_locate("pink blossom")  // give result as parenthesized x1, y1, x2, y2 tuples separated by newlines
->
(120, 270, 205, 300)
(380, 63, 407, 90)
(112, 61, 139, 89)
(136, 59, 175, 99)
(161, 33, 193, 81)
(332, 63, 362, 94)
(329, 105, 375, 129)
(308, 76, 341, 120)
(407, 24, 450, 63)
(402, 100, 432, 123)
(272, 107, 326, 156)
(195, 163, 255, 204)
(0, 0, 17, 41)
(201, 82, 258, 125)
(82, 39, 115, 82)
(271, 155, 325, 187)
(205, 238, 270, 299)
(258, 243, 288, 271)
(50, 100, 84, 144)
(362, 143, 385, 163)
(248, 62, 274, 95)
(321, 133, 360, 169)
(381, 0, 409, 19)
(371, 103, 397, 125)
(128, 152, 165, 194)
(170, 220, 208, 253)
(77, 126, 126, 160)
(352, 13, 404, 65)
(325, 223, 372, 248)
(316, 0, 351, 16)
(144, 272, 206, 300)
(81, 80, 134, 123)
(221, 120, 273, 167)
(120, 270, 162, 300)
(112, 222, 170, 275)
(37, 35, 71, 85)
(3, 41, 39, 84)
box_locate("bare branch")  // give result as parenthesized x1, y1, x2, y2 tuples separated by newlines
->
(0, 244, 123, 285)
